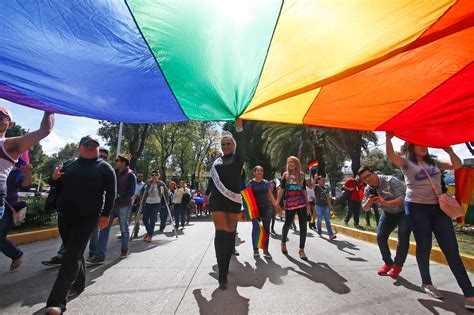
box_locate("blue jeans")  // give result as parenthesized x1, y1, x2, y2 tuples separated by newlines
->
(0, 208, 22, 259)
(254, 206, 271, 250)
(408, 202, 474, 297)
(316, 204, 334, 236)
(377, 211, 411, 267)
(174, 204, 185, 228)
(142, 203, 160, 236)
(366, 203, 380, 226)
(158, 202, 168, 231)
(94, 205, 131, 258)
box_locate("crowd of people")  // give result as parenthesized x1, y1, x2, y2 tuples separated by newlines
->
(0, 108, 472, 313)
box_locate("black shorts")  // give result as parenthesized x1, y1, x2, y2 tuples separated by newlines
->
(208, 194, 242, 214)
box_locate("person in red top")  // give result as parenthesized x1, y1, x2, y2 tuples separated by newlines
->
(342, 175, 364, 228)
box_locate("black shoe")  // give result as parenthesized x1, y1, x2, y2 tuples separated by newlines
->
(67, 288, 84, 300)
(41, 256, 63, 267)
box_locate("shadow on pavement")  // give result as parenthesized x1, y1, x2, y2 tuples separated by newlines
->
(193, 286, 249, 315)
(285, 255, 350, 294)
(393, 276, 422, 293)
(4, 229, 168, 313)
(321, 237, 360, 256)
(418, 290, 471, 315)
(194, 256, 291, 314)
(4, 257, 122, 314)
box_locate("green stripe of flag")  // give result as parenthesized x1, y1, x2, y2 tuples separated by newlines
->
(127, 0, 281, 120)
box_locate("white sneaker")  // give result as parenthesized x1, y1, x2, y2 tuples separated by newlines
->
(421, 284, 444, 299)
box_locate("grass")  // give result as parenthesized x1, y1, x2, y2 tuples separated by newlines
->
(329, 210, 474, 256)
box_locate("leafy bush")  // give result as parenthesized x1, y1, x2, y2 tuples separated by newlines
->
(10, 196, 57, 231)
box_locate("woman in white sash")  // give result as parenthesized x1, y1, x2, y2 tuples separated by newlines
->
(205, 119, 244, 289)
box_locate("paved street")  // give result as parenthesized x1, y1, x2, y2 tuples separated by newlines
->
(1, 219, 472, 314)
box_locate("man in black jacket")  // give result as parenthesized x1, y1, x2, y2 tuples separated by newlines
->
(45, 136, 116, 315)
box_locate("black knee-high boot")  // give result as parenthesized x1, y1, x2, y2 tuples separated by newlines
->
(223, 231, 235, 277)
(214, 230, 228, 287)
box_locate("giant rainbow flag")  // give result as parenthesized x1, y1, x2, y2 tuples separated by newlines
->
(1, 1, 473, 147)
(455, 168, 474, 225)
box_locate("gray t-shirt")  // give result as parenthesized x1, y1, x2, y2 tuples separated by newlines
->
(363, 175, 405, 214)
(146, 182, 161, 204)
(400, 157, 440, 204)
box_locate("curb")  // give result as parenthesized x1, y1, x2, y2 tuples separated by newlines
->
(9, 222, 474, 272)
(8, 228, 59, 245)
(8, 220, 122, 245)
(329, 223, 474, 273)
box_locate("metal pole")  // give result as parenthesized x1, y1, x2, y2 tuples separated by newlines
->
(37, 173, 42, 193)
(116, 122, 123, 157)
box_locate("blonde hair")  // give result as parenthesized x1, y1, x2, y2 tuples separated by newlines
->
(221, 131, 236, 153)
(285, 156, 303, 185)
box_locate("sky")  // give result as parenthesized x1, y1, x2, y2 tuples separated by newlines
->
(1, 100, 101, 154)
(1, 99, 472, 162)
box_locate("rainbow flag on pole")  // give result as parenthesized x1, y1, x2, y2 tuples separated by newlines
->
(241, 187, 259, 220)
(308, 160, 318, 172)
(252, 219, 268, 249)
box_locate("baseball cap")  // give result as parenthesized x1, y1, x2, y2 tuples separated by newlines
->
(79, 135, 100, 147)
(0, 107, 13, 122)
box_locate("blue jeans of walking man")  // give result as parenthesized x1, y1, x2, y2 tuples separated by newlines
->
(142, 203, 161, 236)
(93, 205, 131, 259)
(377, 211, 411, 267)
(316, 205, 334, 237)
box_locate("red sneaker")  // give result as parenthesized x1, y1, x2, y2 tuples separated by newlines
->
(387, 265, 402, 279)
(377, 263, 393, 276)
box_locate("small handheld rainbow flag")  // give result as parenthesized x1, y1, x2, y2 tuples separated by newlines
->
(308, 160, 318, 172)
(252, 219, 268, 249)
(241, 187, 259, 220)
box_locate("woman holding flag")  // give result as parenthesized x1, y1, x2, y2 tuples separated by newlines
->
(205, 119, 244, 289)
(247, 166, 278, 259)
(277, 156, 310, 260)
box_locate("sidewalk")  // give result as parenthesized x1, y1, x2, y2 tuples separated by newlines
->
(1, 220, 472, 314)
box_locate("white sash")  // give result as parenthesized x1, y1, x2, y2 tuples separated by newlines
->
(210, 158, 242, 204)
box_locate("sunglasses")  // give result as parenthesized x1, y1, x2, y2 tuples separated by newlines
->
(151, 173, 159, 176)
(99, 155, 108, 159)
(221, 142, 233, 146)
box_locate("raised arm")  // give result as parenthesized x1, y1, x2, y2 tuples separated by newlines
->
(234, 119, 245, 162)
(385, 131, 404, 167)
(4, 112, 54, 160)
(438, 146, 462, 170)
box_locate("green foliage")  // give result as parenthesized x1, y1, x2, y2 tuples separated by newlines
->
(98, 121, 220, 187)
(98, 121, 152, 170)
(361, 148, 403, 179)
(11, 196, 56, 231)
(5, 124, 27, 137)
